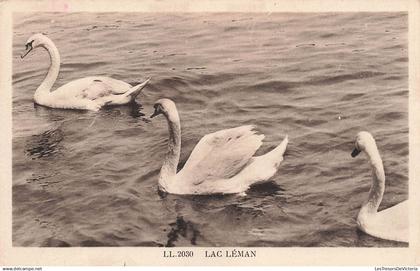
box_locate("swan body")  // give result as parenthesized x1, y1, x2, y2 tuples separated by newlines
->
(21, 33, 150, 111)
(151, 98, 288, 195)
(351, 131, 408, 243)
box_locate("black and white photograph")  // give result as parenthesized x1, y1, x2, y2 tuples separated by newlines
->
(1, 0, 420, 267)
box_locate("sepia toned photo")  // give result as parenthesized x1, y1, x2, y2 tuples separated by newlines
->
(1, 0, 420, 267)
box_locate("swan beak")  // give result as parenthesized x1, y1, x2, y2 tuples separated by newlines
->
(150, 104, 162, 118)
(150, 110, 160, 118)
(351, 148, 361, 157)
(21, 45, 33, 59)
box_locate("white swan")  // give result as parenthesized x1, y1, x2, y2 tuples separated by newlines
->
(21, 33, 150, 111)
(150, 98, 288, 195)
(351, 131, 408, 243)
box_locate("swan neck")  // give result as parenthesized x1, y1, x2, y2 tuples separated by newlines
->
(35, 40, 60, 101)
(361, 143, 385, 214)
(159, 109, 181, 183)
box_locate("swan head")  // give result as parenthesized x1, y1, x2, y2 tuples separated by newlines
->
(21, 33, 51, 59)
(351, 131, 376, 157)
(150, 98, 177, 119)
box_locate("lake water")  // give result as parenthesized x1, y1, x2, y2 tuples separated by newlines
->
(12, 12, 408, 247)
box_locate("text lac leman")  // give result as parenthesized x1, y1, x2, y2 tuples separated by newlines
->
(205, 249, 257, 258)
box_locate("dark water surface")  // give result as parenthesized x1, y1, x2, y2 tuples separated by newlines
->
(12, 12, 408, 247)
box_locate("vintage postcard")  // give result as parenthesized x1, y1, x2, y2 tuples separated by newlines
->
(0, 0, 419, 266)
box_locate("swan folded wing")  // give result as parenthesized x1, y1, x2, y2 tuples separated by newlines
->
(377, 201, 408, 238)
(360, 201, 408, 243)
(78, 79, 115, 100)
(179, 125, 265, 185)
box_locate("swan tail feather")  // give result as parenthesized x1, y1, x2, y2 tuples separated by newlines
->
(258, 135, 288, 161)
(123, 77, 151, 100)
(275, 135, 288, 157)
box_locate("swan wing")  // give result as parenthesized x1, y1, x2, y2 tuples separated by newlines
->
(79, 79, 115, 100)
(365, 200, 409, 243)
(377, 200, 408, 241)
(179, 125, 264, 185)
(52, 77, 132, 99)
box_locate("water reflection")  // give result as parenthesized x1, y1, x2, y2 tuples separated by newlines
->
(165, 216, 200, 247)
(25, 127, 64, 159)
